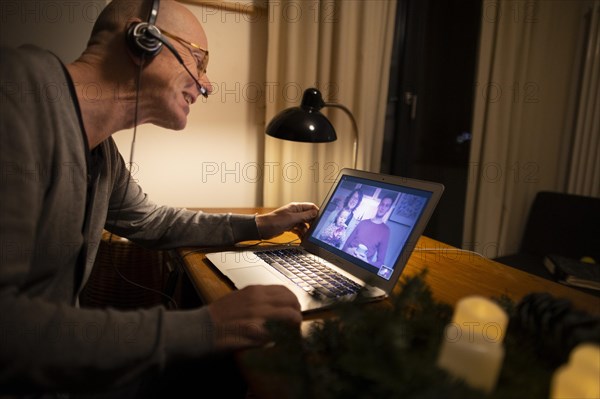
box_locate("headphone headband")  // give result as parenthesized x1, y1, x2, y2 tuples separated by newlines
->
(148, 0, 159, 26)
(126, 0, 162, 58)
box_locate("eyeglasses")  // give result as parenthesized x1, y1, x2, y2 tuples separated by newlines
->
(161, 29, 209, 76)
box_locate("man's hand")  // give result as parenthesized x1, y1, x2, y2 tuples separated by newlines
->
(207, 285, 302, 351)
(256, 202, 319, 239)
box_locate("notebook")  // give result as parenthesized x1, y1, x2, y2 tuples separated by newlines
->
(206, 168, 444, 312)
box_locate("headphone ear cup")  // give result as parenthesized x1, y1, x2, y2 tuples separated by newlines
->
(126, 22, 163, 58)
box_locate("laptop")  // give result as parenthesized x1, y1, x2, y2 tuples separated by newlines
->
(206, 168, 444, 312)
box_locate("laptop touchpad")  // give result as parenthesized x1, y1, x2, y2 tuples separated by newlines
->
(224, 266, 287, 289)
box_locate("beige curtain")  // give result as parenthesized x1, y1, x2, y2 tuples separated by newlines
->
(566, 1, 600, 197)
(463, 0, 592, 257)
(262, 0, 397, 207)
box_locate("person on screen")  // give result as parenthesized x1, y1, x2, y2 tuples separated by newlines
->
(319, 208, 352, 248)
(319, 189, 363, 248)
(342, 194, 395, 267)
(339, 189, 363, 226)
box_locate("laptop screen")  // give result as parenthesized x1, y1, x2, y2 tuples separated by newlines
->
(307, 174, 433, 281)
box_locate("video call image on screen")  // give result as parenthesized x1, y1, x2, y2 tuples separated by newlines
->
(309, 176, 431, 280)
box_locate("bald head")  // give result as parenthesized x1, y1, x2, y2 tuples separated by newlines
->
(88, 0, 206, 50)
(89, 0, 149, 44)
(66, 0, 211, 143)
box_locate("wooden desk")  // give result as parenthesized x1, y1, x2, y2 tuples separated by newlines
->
(175, 208, 599, 316)
(173, 208, 599, 398)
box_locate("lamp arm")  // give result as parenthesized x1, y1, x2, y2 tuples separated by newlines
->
(325, 103, 359, 169)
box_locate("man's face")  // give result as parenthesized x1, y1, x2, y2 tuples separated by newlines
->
(376, 198, 393, 218)
(144, 24, 212, 130)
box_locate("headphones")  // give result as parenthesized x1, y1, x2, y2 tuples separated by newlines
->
(124, 0, 208, 97)
(126, 0, 163, 58)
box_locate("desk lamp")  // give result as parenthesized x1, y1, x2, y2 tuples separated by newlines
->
(266, 88, 359, 168)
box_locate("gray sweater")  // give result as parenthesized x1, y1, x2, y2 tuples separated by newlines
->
(0, 45, 260, 393)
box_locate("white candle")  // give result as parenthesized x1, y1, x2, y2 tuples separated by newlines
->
(451, 296, 508, 344)
(551, 344, 600, 399)
(437, 296, 508, 393)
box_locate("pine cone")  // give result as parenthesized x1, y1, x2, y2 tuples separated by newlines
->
(514, 293, 600, 364)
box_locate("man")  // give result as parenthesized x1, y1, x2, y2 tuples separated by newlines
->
(342, 195, 395, 268)
(0, 0, 317, 396)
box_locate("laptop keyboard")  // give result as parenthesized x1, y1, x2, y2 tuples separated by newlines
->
(254, 248, 362, 299)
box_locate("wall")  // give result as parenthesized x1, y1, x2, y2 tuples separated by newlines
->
(0, 0, 267, 208)
(0, 0, 106, 61)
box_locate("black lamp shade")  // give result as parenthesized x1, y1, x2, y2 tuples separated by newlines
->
(265, 88, 337, 143)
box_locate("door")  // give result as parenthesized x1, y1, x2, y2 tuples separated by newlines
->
(381, 0, 482, 247)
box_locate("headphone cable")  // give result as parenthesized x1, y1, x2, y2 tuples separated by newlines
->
(107, 54, 178, 310)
